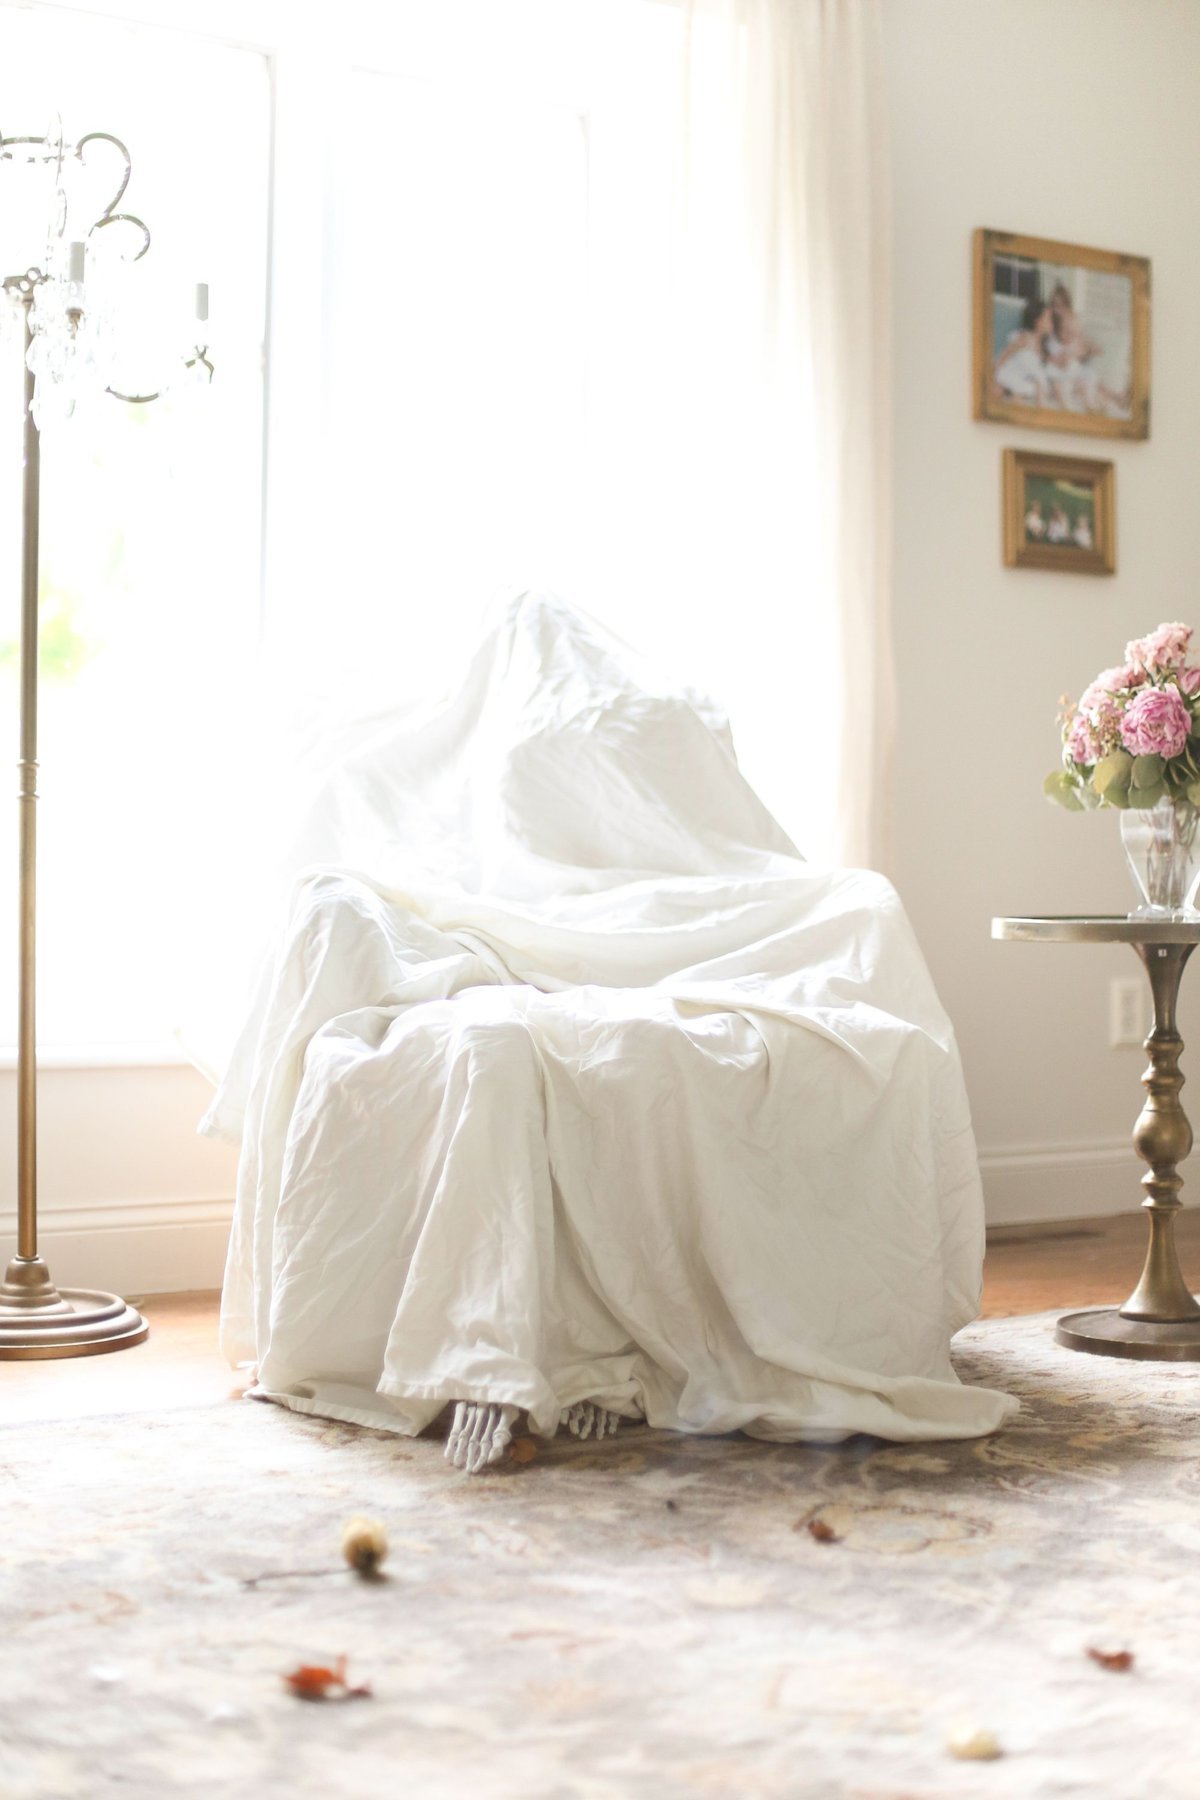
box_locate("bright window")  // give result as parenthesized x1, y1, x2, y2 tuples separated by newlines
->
(0, 0, 823, 1065)
(272, 2, 818, 851)
(0, 8, 269, 1053)
(318, 73, 591, 695)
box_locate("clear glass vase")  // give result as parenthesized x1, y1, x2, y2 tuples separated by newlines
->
(1120, 797, 1200, 918)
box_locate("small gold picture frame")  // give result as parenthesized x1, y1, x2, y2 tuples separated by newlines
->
(974, 228, 1150, 440)
(1003, 448, 1115, 575)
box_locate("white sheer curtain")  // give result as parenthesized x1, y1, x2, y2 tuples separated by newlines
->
(187, 0, 894, 1074)
(670, 0, 894, 869)
(262, 0, 892, 870)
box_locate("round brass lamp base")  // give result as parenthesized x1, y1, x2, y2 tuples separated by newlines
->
(1056, 1307, 1200, 1362)
(0, 1288, 148, 1358)
(0, 1257, 147, 1359)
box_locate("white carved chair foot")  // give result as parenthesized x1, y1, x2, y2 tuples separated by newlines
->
(445, 1401, 520, 1473)
(561, 1401, 623, 1441)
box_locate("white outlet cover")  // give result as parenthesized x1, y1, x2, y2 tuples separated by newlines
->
(1109, 977, 1145, 1048)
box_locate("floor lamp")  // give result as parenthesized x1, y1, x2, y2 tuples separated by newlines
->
(0, 120, 210, 1358)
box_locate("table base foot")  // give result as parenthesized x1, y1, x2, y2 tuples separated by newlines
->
(1056, 1307, 1200, 1361)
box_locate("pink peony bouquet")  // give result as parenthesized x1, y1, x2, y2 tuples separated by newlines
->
(1047, 622, 1200, 812)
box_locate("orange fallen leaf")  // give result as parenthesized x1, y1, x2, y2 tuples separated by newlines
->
(283, 1656, 372, 1701)
(1086, 1646, 1134, 1672)
(508, 1437, 538, 1465)
(802, 1517, 839, 1544)
(283, 1663, 344, 1700)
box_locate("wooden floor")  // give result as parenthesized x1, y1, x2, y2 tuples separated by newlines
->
(982, 1206, 1200, 1316)
(3, 1289, 250, 1426)
(5, 1211, 1198, 1425)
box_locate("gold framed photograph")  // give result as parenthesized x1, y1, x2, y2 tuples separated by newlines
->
(1003, 449, 1115, 574)
(974, 229, 1150, 440)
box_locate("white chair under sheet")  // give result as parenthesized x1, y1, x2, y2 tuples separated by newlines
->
(205, 595, 1015, 1458)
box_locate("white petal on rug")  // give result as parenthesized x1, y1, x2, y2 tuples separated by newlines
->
(684, 1575, 771, 1609)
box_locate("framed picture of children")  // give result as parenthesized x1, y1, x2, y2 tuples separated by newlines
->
(974, 230, 1150, 440)
(1003, 449, 1115, 574)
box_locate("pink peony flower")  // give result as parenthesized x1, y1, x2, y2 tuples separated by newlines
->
(1099, 662, 1147, 691)
(1075, 680, 1124, 749)
(1119, 685, 1192, 759)
(1078, 678, 1113, 714)
(1179, 666, 1200, 696)
(1066, 713, 1103, 767)
(1127, 622, 1193, 673)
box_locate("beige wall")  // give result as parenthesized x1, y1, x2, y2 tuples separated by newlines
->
(883, 0, 1200, 1222)
(0, 1060, 236, 1296)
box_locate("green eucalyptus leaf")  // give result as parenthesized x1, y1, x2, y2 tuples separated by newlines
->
(1126, 782, 1166, 810)
(1043, 771, 1085, 811)
(1092, 751, 1133, 798)
(1132, 753, 1165, 789)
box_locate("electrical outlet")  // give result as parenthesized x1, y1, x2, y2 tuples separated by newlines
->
(1109, 978, 1146, 1048)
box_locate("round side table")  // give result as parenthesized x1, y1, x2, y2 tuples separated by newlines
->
(993, 915, 1200, 1360)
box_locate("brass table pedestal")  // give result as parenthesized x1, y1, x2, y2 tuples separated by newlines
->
(993, 916, 1200, 1361)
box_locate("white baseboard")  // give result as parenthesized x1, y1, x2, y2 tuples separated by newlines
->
(978, 1139, 1140, 1227)
(0, 1142, 1151, 1292)
(0, 1196, 233, 1297)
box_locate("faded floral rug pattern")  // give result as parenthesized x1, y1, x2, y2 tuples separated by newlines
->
(5, 1313, 1200, 1798)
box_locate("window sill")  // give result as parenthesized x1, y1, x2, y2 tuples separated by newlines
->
(0, 1044, 194, 1071)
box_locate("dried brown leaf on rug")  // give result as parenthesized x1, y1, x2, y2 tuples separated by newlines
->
(1086, 1646, 1134, 1672)
(799, 1516, 840, 1544)
(508, 1437, 538, 1465)
(283, 1656, 372, 1701)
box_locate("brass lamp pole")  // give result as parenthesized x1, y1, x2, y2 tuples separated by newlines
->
(0, 271, 147, 1356)
(0, 123, 209, 1357)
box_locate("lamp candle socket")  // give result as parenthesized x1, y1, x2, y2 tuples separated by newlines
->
(195, 281, 208, 324)
(65, 239, 86, 323)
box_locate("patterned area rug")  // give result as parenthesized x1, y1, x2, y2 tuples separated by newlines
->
(5, 1312, 1200, 1799)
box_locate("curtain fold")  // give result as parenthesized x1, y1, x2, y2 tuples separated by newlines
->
(678, 0, 893, 870)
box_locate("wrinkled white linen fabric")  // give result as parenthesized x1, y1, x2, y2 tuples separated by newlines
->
(205, 593, 1015, 1444)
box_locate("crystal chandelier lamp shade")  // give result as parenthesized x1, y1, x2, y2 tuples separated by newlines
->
(0, 116, 210, 424)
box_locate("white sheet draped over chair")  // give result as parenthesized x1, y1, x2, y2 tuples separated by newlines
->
(206, 595, 1014, 1445)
